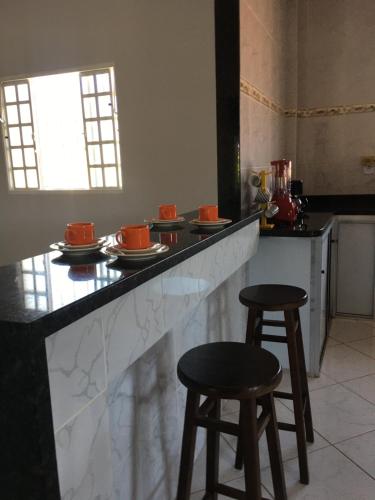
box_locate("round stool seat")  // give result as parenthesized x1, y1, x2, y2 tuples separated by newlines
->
(177, 342, 281, 400)
(239, 284, 308, 311)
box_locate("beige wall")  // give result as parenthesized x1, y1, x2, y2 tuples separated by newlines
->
(296, 0, 375, 194)
(241, 0, 375, 198)
(240, 0, 296, 207)
(0, 0, 217, 265)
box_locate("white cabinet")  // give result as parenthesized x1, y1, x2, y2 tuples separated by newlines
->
(334, 216, 375, 318)
(248, 226, 333, 376)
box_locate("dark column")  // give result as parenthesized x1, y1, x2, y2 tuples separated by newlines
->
(214, 0, 241, 220)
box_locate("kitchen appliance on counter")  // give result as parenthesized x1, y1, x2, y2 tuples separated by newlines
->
(291, 179, 308, 215)
(271, 159, 298, 223)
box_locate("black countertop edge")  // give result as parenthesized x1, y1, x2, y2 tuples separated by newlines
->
(259, 212, 335, 238)
(0, 209, 262, 338)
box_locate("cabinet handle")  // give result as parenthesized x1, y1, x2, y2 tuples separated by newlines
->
(321, 270, 325, 274)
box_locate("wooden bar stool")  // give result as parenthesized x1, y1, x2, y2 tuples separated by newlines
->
(176, 342, 287, 500)
(235, 284, 313, 485)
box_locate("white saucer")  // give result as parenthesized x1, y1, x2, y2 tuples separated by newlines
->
(105, 244, 169, 261)
(189, 218, 232, 228)
(57, 237, 107, 249)
(112, 242, 161, 254)
(144, 216, 185, 226)
(51, 238, 108, 256)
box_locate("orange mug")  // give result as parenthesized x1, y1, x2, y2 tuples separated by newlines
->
(199, 205, 218, 221)
(116, 225, 150, 249)
(159, 204, 177, 220)
(65, 222, 95, 245)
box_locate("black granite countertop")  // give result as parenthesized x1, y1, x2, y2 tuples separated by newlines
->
(0, 208, 261, 337)
(260, 212, 335, 237)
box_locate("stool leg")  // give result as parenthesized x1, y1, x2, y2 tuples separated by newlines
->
(245, 307, 262, 346)
(295, 309, 314, 443)
(235, 307, 260, 469)
(234, 406, 244, 470)
(285, 310, 309, 485)
(263, 394, 287, 500)
(241, 399, 262, 500)
(176, 390, 200, 500)
(205, 399, 220, 499)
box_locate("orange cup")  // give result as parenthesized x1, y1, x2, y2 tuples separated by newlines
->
(115, 225, 150, 249)
(199, 205, 218, 221)
(65, 222, 95, 245)
(159, 204, 177, 220)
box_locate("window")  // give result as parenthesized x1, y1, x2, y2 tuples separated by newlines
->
(0, 67, 122, 190)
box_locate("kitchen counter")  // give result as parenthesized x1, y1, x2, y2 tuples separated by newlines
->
(0, 207, 261, 500)
(260, 211, 334, 237)
(0, 208, 261, 337)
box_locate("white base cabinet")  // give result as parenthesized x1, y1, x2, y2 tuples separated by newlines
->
(333, 216, 375, 318)
(248, 227, 333, 376)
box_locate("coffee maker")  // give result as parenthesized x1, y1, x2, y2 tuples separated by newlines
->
(271, 159, 298, 223)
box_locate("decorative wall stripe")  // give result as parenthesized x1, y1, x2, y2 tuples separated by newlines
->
(240, 79, 284, 115)
(291, 104, 375, 118)
(240, 77, 375, 118)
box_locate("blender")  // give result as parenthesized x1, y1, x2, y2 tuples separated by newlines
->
(271, 159, 298, 223)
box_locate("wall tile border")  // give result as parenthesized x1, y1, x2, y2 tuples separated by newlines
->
(240, 77, 375, 118)
(240, 78, 284, 115)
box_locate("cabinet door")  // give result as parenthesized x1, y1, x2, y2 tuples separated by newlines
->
(336, 222, 375, 317)
(320, 233, 329, 353)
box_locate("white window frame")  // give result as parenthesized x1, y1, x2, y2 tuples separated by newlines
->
(1, 80, 40, 190)
(80, 68, 122, 189)
(0, 66, 122, 192)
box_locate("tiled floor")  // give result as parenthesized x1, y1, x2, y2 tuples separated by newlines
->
(189, 317, 375, 499)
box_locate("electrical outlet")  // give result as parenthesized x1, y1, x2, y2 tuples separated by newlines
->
(363, 165, 375, 175)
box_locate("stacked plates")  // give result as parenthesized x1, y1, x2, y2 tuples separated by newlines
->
(189, 218, 232, 229)
(50, 237, 108, 256)
(105, 242, 169, 261)
(144, 216, 185, 227)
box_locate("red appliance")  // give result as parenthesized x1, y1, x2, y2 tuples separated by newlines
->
(271, 159, 298, 223)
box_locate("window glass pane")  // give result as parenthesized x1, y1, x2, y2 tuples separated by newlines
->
(22, 258, 33, 272)
(17, 84, 29, 101)
(26, 169, 38, 188)
(19, 103, 31, 123)
(81, 75, 95, 94)
(100, 120, 114, 141)
(24, 148, 36, 167)
(96, 73, 110, 93)
(34, 256, 45, 272)
(6, 105, 19, 124)
(90, 168, 103, 188)
(11, 148, 24, 168)
(88, 144, 101, 165)
(22, 126, 33, 145)
(8, 127, 21, 146)
(83, 97, 97, 118)
(23, 273, 34, 291)
(37, 295, 47, 311)
(104, 167, 117, 187)
(35, 274, 46, 292)
(4, 85, 17, 103)
(24, 293, 36, 309)
(14, 169, 26, 188)
(102, 143, 115, 164)
(98, 95, 112, 117)
(86, 121, 99, 142)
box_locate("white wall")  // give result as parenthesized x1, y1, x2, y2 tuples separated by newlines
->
(0, 0, 217, 265)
